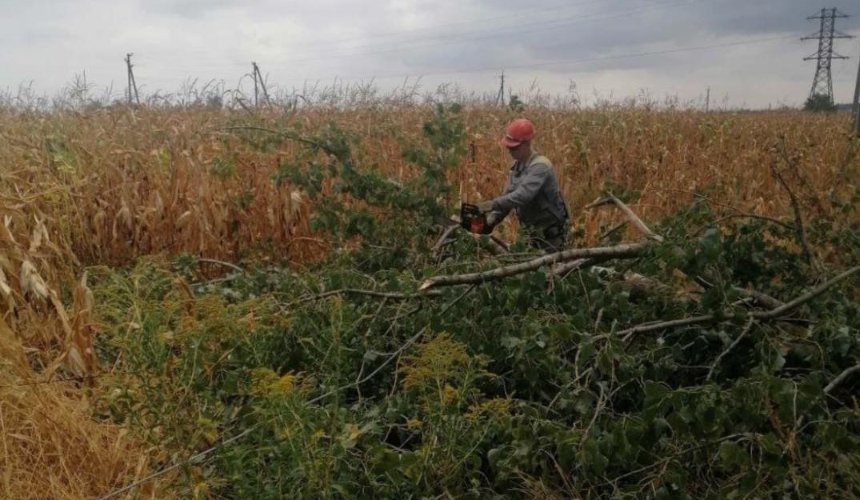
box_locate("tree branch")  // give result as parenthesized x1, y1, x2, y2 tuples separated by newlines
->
(431, 223, 462, 253)
(551, 257, 607, 278)
(706, 317, 756, 382)
(284, 287, 442, 309)
(419, 242, 651, 291)
(752, 266, 860, 320)
(709, 213, 794, 231)
(618, 266, 860, 339)
(824, 364, 860, 394)
(607, 191, 664, 242)
(772, 142, 818, 269)
(588, 192, 664, 242)
(197, 258, 244, 274)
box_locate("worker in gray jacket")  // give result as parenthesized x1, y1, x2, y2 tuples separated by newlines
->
(477, 118, 570, 252)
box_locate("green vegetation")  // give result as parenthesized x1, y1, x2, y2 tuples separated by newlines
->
(804, 93, 837, 112)
(86, 108, 860, 498)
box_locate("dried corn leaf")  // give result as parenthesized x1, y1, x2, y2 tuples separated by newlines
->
(19, 260, 49, 299)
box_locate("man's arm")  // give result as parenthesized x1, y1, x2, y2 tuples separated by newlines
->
(491, 164, 550, 213)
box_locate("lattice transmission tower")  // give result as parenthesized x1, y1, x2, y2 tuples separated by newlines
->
(802, 8, 852, 103)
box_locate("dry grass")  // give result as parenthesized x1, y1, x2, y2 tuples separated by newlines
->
(0, 330, 150, 499)
(0, 104, 857, 498)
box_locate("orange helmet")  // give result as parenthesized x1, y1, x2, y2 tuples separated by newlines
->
(500, 118, 535, 148)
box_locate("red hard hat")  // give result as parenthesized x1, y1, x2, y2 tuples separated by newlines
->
(500, 118, 535, 148)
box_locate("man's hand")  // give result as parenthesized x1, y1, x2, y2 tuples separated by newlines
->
(476, 200, 494, 213)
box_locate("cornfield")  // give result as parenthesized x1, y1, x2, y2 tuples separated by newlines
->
(1, 103, 858, 498)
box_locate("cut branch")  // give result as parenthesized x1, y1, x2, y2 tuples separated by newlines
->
(708, 213, 794, 231)
(432, 223, 461, 253)
(706, 317, 756, 382)
(433, 219, 509, 256)
(473, 233, 510, 255)
(606, 191, 664, 242)
(771, 145, 818, 269)
(824, 364, 860, 394)
(197, 258, 244, 274)
(420, 242, 651, 291)
(285, 288, 442, 309)
(551, 257, 607, 278)
(618, 266, 860, 338)
(752, 266, 859, 320)
(619, 314, 716, 340)
(588, 192, 664, 242)
(695, 276, 785, 310)
(732, 287, 785, 310)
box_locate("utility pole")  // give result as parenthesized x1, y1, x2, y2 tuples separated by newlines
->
(496, 71, 505, 106)
(802, 8, 852, 105)
(705, 87, 710, 113)
(125, 53, 140, 105)
(252, 62, 270, 107)
(252, 62, 259, 107)
(852, 39, 860, 135)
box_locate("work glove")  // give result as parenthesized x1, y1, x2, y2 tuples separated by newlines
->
(486, 211, 500, 227)
(476, 200, 495, 214)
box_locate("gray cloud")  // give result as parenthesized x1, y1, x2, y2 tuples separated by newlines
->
(1, 0, 858, 107)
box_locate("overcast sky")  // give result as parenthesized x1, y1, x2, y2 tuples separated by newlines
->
(3, 0, 860, 108)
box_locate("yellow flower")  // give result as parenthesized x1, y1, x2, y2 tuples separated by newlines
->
(466, 398, 512, 422)
(249, 368, 301, 397)
(272, 373, 297, 395)
(441, 384, 459, 405)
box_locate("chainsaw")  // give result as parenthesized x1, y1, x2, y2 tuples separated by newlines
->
(460, 203, 494, 234)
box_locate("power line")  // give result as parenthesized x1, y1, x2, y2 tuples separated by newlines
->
(120, 34, 800, 100)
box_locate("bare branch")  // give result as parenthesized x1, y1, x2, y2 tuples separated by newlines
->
(588, 192, 663, 242)
(619, 314, 716, 341)
(706, 317, 756, 381)
(419, 242, 652, 291)
(708, 213, 794, 231)
(732, 287, 785, 310)
(551, 257, 606, 278)
(619, 266, 860, 339)
(771, 143, 818, 269)
(585, 196, 614, 210)
(824, 364, 860, 394)
(472, 232, 510, 255)
(284, 287, 442, 309)
(753, 266, 860, 320)
(431, 223, 461, 253)
(197, 258, 244, 274)
(605, 191, 664, 242)
(598, 220, 629, 241)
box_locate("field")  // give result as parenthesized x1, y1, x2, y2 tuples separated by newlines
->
(1, 102, 859, 498)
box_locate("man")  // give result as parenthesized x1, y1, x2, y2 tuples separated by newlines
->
(477, 118, 570, 252)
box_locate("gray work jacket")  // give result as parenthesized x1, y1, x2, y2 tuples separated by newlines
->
(490, 154, 569, 228)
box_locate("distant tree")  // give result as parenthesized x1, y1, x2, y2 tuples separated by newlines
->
(804, 93, 837, 112)
(206, 94, 223, 109)
(508, 94, 524, 112)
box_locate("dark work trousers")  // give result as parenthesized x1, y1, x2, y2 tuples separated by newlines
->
(526, 223, 567, 253)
